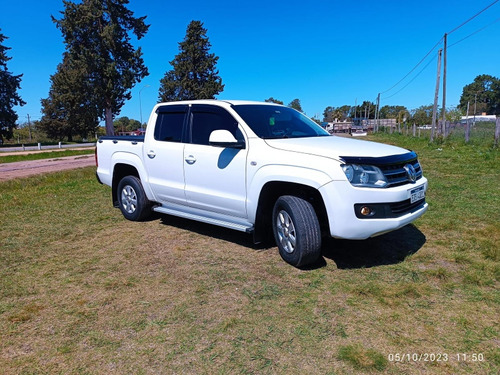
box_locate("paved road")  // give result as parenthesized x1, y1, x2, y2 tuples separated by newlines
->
(0, 154, 95, 181)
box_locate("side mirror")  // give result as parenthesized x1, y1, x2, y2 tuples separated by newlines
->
(209, 129, 244, 148)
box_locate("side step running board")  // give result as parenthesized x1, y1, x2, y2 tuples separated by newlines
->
(153, 206, 254, 233)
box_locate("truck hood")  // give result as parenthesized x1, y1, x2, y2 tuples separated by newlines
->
(265, 136, 409, 160)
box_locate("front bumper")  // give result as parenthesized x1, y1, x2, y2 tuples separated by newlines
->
(319, 178, 429, 240)
(353, 197, 426, 219)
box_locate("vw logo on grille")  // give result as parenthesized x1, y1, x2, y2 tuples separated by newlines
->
(404, 164, 417, 183)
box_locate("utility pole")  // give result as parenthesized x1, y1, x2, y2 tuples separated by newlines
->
(354, 98, 357, 126)
(375, 93, 380, 133)
(431, 49, 442, 142)
(139, 84, 150, 127)
(495, 117, 500, 147)
(465, 101, 470, 143)
(441, 33, 447, 136)
(27, 114, 32, 142)
(473, 92, 477, 126)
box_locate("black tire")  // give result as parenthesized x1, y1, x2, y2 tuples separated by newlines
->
(272, 195, 322, 267)
(117, 176, 151, 221)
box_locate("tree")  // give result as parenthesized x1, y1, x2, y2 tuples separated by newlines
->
(158, 21, 223, 102)
(351, 101, 376, 119)
(265, 97, 283, 105)
(113, 116, 141, 133)
(410, 105, 433, 126)
(379, 105, 408, 119)
(337, 105, 352, 120)
(323, 105, 352, 122)
(40, 54, 99, 141)
(459, 74, 500, 116)
(323, 106, 334, 121)
(323, 106, 341, 122)
(444, 106, 463, 123)
(52, 0, 149, 135)
(14, 120, 39, 143)
(0, 29, 25, 142)
(288, 98, 303, 112)
(311, 117, 321, 125)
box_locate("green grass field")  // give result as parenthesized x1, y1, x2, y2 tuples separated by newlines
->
(0, 148, 95, 164)
(0, 133, 498, 374)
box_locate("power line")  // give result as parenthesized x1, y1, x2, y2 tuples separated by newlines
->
(382, 54, 437, 100)
(448, 16, 500, 48)
(448, 0, 499, 34)
(381, 37, 443, 95)
(379, 0, 499, 97)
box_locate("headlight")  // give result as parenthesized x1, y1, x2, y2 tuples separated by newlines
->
(341, 164, 388, 188)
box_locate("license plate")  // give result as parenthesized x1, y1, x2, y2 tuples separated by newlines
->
(409, 186, 425, 204)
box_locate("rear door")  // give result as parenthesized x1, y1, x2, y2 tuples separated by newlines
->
(143, 105, 188, 205)
(183, 105, 248, 218)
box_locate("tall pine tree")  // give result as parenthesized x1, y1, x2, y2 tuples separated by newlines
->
(288, 99, 303, 112)
(48, 0, 149, 136)
(158, 21, 223, 102)
(0, 29, 25, 142)
(40, 54, 99, 141)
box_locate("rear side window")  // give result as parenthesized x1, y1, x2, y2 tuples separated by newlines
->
(154, 106, 186, 142)
(190, 107, 244, 146)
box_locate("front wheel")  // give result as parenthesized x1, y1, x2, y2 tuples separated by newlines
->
(272, 195, 322, 267)
(117, 176, 151, 221)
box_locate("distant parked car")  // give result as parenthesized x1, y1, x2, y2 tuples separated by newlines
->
(350, 128, 367, 137)
(131, 129, 146, 136)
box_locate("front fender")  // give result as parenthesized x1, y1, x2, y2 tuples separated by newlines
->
(246, 164, 332, 223)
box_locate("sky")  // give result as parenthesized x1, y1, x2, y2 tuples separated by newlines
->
(1, 0, 499, 125)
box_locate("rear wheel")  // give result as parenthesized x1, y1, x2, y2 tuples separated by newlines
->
(272, 195, 322, 267)
(117, 176, 151, 221)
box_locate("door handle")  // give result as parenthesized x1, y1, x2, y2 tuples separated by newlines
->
(147, 150, 156, 159)
(185, 155, 196, 165)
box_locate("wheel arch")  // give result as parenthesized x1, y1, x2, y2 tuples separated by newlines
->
(253, 181, 329, 244)
(112, 163, 141, 207)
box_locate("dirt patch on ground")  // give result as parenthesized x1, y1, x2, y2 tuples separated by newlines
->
(0, 155, 95, 181)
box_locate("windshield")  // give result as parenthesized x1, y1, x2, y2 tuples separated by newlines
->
(232, 104, 330, 139)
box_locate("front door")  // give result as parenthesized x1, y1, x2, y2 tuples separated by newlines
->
(183, 105, 248, 218)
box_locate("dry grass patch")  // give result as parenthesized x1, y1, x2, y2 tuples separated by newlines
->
(1, 134, 499, 374)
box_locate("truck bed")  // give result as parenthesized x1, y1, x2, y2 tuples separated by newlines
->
(96, 135, 146, 188)
(98, 135, 145, 143)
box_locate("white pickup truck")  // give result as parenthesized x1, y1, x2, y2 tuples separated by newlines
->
(96, 100, 428, 267)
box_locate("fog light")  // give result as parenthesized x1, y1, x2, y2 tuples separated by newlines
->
(360, 206, 372, 216)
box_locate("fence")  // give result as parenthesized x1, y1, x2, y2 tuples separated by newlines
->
(373, 118, 500, 146)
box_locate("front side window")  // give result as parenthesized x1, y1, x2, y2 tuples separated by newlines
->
(232, 104, 329, 139)
(190, 108, 244, 146)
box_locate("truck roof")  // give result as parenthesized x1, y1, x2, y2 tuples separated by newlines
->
(155, 99, 284, 109)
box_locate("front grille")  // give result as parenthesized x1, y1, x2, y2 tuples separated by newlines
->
(379, 159, 423, 187)
(390, 198, 426, 214)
